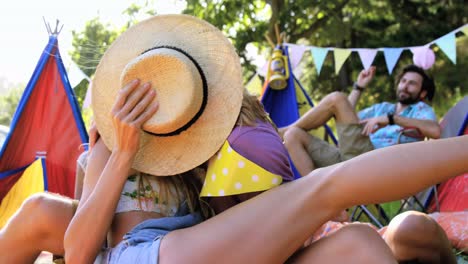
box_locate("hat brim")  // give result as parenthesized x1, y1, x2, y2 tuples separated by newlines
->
(92, 15, 243, 176)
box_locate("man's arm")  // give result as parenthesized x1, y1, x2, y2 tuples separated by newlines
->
(348, 66, 376, 108)
(348, 89, 363, 109)
(393, 115, 441, 139)
(360, 115, 441, 139)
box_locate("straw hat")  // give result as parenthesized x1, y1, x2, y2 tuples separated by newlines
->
(92, 15, 243, 176)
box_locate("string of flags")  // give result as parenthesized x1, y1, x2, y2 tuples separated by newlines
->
(257, 24, 467, 77)
(77, 24, 468, 106)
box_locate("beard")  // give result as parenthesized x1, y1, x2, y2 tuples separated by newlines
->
(397, 91, 422, 105)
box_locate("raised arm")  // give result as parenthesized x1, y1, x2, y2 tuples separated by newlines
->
(348, 66, 376, 109)
(64, 80, 158, 263)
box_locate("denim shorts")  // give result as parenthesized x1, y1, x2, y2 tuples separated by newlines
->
(95, 206, 203, 264)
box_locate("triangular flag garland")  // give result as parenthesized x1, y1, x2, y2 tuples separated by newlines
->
(383, 48, 404, 74)
(334, 48, 352, 74)
(310, 47, 329, 75)
(435, 33, 457, 64)
(287, 43, 307, 70)
(462, 25, 468, 36)
(261, 24, 467, 76)
(357, 49, 378, 70)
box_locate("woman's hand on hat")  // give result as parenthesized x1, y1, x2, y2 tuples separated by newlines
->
(111, 79, 159, 156)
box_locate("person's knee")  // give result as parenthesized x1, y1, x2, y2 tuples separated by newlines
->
(20, 193, 71, 235)
(387, 211, 438, 244)
(20, 193, 49, 217)
(283, 126, 308, 147)
(338, 223, 381, 243)
(323, 92, 348, 109)
(335, 223, 393, 262)
(20, 194, 53, 231)
(384, 211, 439, 257)
(384, 212, 455, 263)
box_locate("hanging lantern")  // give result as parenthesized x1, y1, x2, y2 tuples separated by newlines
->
(267, 48, 290, 90)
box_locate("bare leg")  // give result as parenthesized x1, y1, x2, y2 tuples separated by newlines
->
(0, 193, 74, 263)
(290, 91, 359, 131)
(383, 211, 456, 264)
(159, 136, 468, 264)
(287, 223, 397, 264)
(282, 92, 359, 175)
(283, 126, 316, 175)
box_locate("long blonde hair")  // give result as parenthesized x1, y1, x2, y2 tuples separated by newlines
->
(236, 89, 272, 127)
(138, 168, 210, 218)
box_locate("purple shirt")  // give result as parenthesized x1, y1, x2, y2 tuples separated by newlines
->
(208, 120, 294, 214)
(228, 121, 294, 180)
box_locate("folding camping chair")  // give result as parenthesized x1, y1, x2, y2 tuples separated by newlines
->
(350, 96, 468, 228)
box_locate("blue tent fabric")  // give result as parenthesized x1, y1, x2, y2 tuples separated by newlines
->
(261, 46, 337, 179)
(261, 47, 300, 128)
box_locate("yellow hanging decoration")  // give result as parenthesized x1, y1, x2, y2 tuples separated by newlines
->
(200, 141, 283, 197)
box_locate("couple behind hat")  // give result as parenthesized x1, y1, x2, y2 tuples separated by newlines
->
(92, 15, 244, 176)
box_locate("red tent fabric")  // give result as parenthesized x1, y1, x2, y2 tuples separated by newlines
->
(429, 97, 468, 212)
(0, 35, 88, 202)
(434, 173, 468, 212)
(430, 125, 468, 212)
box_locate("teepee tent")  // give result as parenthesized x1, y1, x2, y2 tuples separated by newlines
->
(429, 96, 468, 212)
(261, 46, 337, 178)
(0, 23, 88, 226)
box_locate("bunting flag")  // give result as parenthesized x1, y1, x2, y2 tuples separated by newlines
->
(287, 43, 307, 70)
(261, 46, 338, 178)
(334, 48, 352, 74)
(357, 49, 378, 70)
(462, 26, 468, 36)
(278, 24, 466, 75)
(435, 33, 457, 64)
(310, 47, 329, 74)
(383, 48, 404, 74)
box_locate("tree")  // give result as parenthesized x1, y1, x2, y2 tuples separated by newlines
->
(70, 0, 468, 118)
(0, 84, 24, 126)
(69, 18, 121, 109)
(69, 3, 154, 110)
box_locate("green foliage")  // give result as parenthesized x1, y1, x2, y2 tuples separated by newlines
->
(68, 0, 468, 120)
(0, 85, 24, 126)
(69, 4, 153, 119)
(180, 0, 468, 117)
(70, 18, 121, 113)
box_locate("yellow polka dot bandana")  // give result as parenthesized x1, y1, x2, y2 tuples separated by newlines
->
(200, 140, 283, 197)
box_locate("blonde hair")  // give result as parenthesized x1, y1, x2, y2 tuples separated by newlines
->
(138, 169, 212, 218)
(236, 89, 273, 127)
